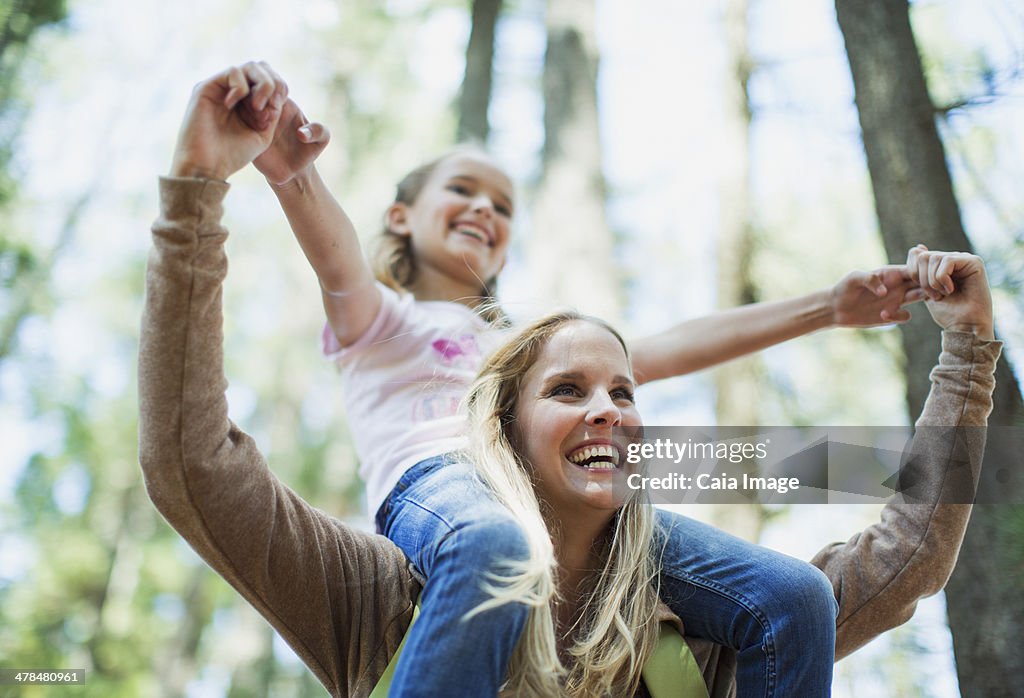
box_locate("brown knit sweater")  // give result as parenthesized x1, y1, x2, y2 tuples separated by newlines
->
(138, 177, 1000, 697)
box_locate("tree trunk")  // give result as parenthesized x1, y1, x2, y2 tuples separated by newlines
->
(156, 566, 213, 698)
(456, 0, 503, 143)
(0, 186, 92, 361)
(712, 0, 765, 542)
(528, 0, 620, 321)
(0, 0, 71, 353)
(835, 2, 1024, 695)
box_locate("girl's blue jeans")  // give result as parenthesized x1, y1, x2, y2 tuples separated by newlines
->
(376, 456, 838, 697)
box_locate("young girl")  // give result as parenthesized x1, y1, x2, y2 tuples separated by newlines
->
(243, 61, 921, 697)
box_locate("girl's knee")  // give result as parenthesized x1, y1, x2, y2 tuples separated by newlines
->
(803, 565, 838, 618)
(778, 563, 838, 626)
(448, 516, 530, 564)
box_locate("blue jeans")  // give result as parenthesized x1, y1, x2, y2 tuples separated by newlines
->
(377, 456, 837, 697)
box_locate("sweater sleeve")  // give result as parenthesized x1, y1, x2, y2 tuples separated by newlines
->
(137, 177, 421, 697)
(810, 331, 1001, 660)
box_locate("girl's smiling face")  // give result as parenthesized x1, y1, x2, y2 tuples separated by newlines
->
(512, 320, 642, 520)
(387, 152, 514, 296)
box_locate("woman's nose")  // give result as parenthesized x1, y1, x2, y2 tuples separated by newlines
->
(586, 392, 621, 427)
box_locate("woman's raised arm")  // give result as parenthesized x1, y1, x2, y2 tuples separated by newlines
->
(808, 250, 999, 659)
(139, 67, 419, 697)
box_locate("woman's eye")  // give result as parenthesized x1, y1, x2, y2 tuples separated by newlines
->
(496, 204, 512, 218)
(550, 384, 578, 397)
(447, 184, 471, 196)
(612, 388, 635, 403)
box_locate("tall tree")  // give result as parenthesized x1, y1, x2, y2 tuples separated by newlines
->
(835, 1, 1024, 695)
(712, 0, 766, 542)
(0, 0, 67, 202)
(456, 0, 503, 143)
(0, 0, 68, 361)
(528, 0, 620, 320)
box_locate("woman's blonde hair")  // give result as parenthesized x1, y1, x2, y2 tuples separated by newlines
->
(371, 145, 510, 326)
(462, 311, 664, 697)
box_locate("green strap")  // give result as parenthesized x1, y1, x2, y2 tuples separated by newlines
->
(641, 622, 710, 698)
(371, 607, 708, 697)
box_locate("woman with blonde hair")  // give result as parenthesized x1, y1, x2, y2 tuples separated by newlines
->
(460, 310, 661, 696)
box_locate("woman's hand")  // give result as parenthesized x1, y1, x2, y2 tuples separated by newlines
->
(829, 265, 926, 327)
(906, 245, 994, 339)
(169, 62, 288, 181)
(253, 98, 331, 187)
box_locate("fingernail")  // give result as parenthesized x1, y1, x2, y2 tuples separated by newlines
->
(299, 125, 312, 139)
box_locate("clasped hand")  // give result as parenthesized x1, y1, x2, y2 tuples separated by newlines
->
(169, 61, 329, 184)
(906, 245, 994, 339)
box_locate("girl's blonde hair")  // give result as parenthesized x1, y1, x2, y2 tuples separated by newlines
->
(462, 311, 664, 697)
(371, 145, 510, 326)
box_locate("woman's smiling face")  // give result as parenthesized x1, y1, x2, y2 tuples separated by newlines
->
(512, 320, 642, 519)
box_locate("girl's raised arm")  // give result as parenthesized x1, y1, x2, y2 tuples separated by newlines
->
(629, 265, 925, 384)
(254, 93, 382, 348)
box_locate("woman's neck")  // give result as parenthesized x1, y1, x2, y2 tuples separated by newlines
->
(550, 510, 613, 573)
(548, 512, 614, 644)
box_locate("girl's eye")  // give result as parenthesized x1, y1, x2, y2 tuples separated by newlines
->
(549, 384, 579, 398)
(447, 184, 471, 196)
(496, 204, 512, 218)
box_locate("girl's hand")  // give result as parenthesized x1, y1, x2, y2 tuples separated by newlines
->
(253, 98, 331, 186)
(830, 265, 927, 327)
(906, 245, 994, 339)
(169, 62, 288, 181)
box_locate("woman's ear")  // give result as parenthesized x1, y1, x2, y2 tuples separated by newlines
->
(385, 202, 412, 237)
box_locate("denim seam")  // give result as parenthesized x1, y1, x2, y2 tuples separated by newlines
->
(396, 496, 461, 536)
(662, 569, 777, 697)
